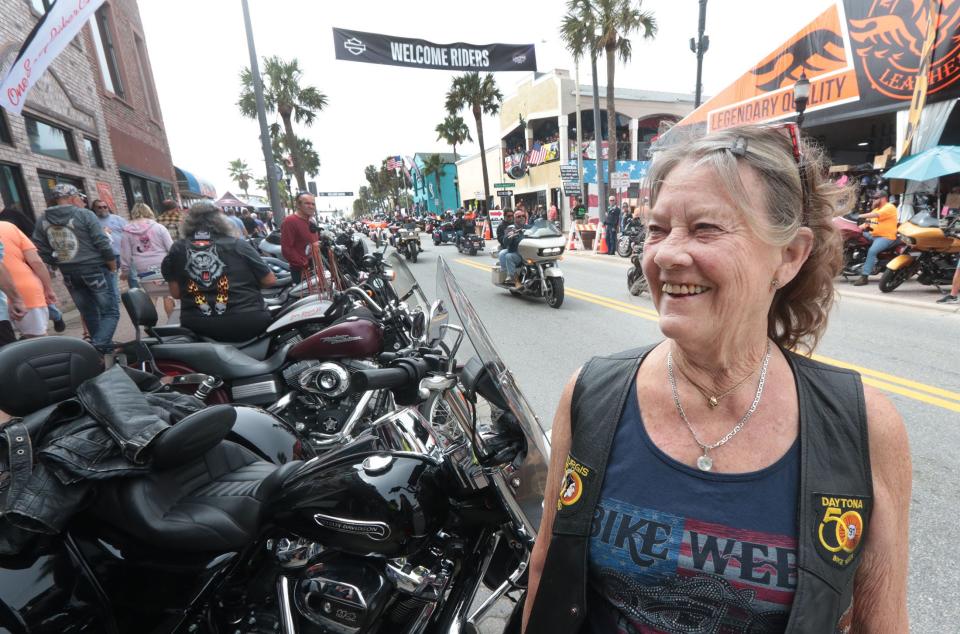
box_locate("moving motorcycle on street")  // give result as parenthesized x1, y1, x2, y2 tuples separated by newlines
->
(879, 209, 960, 292)
(491, 219, 566, 308)
(616, 223, 645, 258)
(432, 221, 457, 246)
(455, 231, 485, 256)
(0, 256, 549, 634)
(832, 213, 905, 279)
(396, 221, 422, 263)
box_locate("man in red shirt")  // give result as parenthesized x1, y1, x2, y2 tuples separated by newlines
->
(281, 193, 319, 284)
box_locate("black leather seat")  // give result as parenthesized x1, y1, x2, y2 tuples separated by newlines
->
(95, 440, 302, 551)
(0, 336, 301, 553)
(149, 341, 291, 380)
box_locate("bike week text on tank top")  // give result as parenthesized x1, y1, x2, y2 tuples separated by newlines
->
(586, 379, 800, 634)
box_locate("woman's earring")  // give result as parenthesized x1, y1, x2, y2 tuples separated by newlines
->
(771, 279, 780, 288)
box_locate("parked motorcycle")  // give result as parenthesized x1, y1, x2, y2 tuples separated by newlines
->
(626, 239, 649, 296)
(616, 223, 645, 258)
(832, 213, 905, 279)
(456, 231, 485, 256)
(0, 257, 549, 634)
(491, 219, 565, 308)
(432, 221, 457, 246)
(397, 222, 422, 263)
(880, 209, 960, 292)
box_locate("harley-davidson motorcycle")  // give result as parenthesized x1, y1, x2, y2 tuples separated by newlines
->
(626, 239, 648, 296)
(396, 222, 422, 263)
(490, 219, 566, 308)
(0, 256, 549, 634)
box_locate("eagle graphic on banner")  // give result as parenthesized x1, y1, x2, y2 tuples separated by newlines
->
(849, 0, 959, 60)
(749, 29, 846, 91)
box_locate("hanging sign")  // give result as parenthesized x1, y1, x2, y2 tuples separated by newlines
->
(1, 0, 107, 114)
(333, 28, 537, 72)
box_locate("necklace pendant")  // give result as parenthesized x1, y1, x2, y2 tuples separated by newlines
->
(697, 454, 713, 472)
(708, 396, 719, 408)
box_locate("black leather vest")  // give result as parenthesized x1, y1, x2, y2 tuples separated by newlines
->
(526, 345, 873, 634)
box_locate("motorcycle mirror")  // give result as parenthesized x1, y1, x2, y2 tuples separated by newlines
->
(410, 310, 426, 342)
(426, 299, 449, 346)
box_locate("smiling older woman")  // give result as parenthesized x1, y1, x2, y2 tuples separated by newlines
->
(523, 125, 911, 634)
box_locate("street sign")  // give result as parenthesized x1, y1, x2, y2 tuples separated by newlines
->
(560, 165, 579, 178)
(315, 192, 354, 196)
(610, 171, 630, 191)
(497, 190, 512, 198)
(493, 182, 515, 189)
(563, 184, 581, 196)
(307, 181, 318, 195)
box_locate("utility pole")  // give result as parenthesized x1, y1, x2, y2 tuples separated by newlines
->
(241, 0, 285, 220)
(590, 52, 606, 223)
(690, 0, 709, 108)
(575, 59, 584, 205)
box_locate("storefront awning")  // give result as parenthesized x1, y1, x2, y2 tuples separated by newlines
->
(175, 166, 217, 199)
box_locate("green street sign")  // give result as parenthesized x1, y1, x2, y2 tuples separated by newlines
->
(493, 182, 515, 189)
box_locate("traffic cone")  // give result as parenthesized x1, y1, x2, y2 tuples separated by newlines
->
(567, 225, 577, 251)
(596, 228, 607, 254)
(483, 220, 492, 240)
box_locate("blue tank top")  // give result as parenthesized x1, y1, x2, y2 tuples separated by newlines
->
(586, 378, 800, 634)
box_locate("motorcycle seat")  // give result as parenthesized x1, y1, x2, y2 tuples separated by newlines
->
(95, 434, 303, 551)
(150, 342, 291, 380)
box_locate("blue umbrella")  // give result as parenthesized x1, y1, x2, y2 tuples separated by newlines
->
(883, 145, 960, 181)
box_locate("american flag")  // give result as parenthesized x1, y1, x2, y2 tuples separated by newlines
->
(386, 156, 401, 171)
(527, 143, 547, 166)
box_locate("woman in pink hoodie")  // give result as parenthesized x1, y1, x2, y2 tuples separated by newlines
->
(121, 202, 174, 319)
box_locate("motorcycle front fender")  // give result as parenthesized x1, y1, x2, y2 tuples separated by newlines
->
(228, 405, 317, 463)
(886, 253, 917, 270)
(544, 266, 564, 278)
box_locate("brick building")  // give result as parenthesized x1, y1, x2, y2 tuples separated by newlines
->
(85, 0, 178, 211)
(0, 0, 125, 225)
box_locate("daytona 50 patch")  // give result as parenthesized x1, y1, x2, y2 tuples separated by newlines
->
(812, 493, 871, 568)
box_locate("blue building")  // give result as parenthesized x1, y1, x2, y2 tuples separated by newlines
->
(411, 153, 459, 214)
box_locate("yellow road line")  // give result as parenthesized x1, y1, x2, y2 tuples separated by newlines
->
(451, 258, 956, 411)
(813, 354, 960, 403)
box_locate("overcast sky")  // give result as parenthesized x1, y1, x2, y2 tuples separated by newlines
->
(138, 0, 833, 211)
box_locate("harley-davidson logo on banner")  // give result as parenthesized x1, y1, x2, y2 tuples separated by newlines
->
(332, 28, 537, 72)
(668, 0, 960, 135)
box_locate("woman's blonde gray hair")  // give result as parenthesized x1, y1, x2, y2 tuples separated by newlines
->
(129, 202, 155, 220)
(182, 201, 235, 238)
(646, 124, 854, 352)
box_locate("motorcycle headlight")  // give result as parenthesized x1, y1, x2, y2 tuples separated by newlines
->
(538, 246, 565, 256)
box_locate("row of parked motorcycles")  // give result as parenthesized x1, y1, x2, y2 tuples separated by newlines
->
(0, 227, 548, 633)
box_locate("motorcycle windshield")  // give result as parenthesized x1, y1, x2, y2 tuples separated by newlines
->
(387, 251, 428, 310)
(435, 256, 551, 533)
(524, 218, 563, 238)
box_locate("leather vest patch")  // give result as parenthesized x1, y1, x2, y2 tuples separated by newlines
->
(558, 453, 593, 511)
(812, 493, 871, 568)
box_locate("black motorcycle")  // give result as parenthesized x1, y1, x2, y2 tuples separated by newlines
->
(455, 231, 484, 256)
(0, 260, 547, 634)
(617, 223, 645, 258)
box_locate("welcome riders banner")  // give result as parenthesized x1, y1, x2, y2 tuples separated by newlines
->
(670, 0, 960, 135)
(332, 28, 537, 72)
(1, 0, 107, 115)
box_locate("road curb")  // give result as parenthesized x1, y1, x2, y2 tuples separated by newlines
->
(835, 288, 959, 314)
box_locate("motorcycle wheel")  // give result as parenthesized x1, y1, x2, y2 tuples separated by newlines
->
(879, 266, 913, 293)
(433, 238, 441, 246)
(627, 267, 648, 296)
(469, 247, 477, 256)
(616, 237, 632, 257)
(410, 247, 418, 263)
(546, 277, 564, 308)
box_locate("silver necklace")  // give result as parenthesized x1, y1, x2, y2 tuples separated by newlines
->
(667, 341, 772, 472)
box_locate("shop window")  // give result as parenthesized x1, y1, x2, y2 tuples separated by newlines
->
(0, 163, 33, 219)
(37, 171, 85, 205)
(0, 111, 10, 145)
(25, 116, 78, 162)
(134, 35, 160, 120)
(89, 7, 124, 97)
(83, 137, 104, 168)
(122, 172, 145, 210)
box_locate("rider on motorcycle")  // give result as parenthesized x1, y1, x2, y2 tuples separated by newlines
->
(853, 189, 898, 286)
(498, 209, 530, 289)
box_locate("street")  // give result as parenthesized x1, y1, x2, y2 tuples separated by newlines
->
(400, 238, 960, 633)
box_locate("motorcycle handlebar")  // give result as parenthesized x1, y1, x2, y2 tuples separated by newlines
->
(350, 358, 429, 392)
(341, 286, 384, 314)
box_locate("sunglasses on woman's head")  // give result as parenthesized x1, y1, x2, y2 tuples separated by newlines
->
(730, 122, 810, 225)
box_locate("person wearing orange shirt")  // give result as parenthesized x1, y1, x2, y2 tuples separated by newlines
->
(853, 189, 899, 286)
(0, 221, 58, 337)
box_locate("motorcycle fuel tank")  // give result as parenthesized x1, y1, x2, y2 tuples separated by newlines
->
(267, 453, 448, 558)
(288, 316, 384, 360)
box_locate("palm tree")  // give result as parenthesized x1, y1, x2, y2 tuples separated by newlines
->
(228, 159, 253, 197)
(445, 72, 502, 212)
(596, 0, 656, 180)
(239, 56, 328, 192)
(421, 154, 446, 212)
(435, 114, 472, 161)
